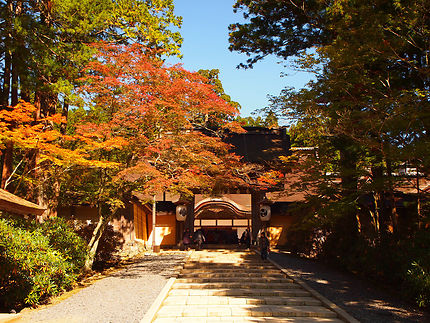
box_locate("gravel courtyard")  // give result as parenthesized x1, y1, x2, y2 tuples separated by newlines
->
(15, 249, 430, 323)
(17, 252, 188, 323)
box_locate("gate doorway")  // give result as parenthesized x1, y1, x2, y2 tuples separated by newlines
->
(193, 194, 252, 246)
(193, 219, 251, 245)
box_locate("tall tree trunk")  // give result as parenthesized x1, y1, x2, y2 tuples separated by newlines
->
(84, 205, 119, 272)
(84, 207, 107, 272)
(1, 51, 11, 107)
(371, 191, 381, 235)
(337, 136, 359, 197)
(1, 0, 12, 107)
(337, 137, 360, 233)
(0, 1, 13, 188)
(385, 158, 398, 234)
(1, 0, 24, 190)
(34, 91, 58, 118)
(152, 195, 157, 252)
(11, 54, 19, 106)
(1, 141, 14, 190)
(33, 91, 59, 213)
(60, 100, 69, 134)
(370, 153, 386, 235)
(2, 54, 21, 190)
(416, 164, 422, 229)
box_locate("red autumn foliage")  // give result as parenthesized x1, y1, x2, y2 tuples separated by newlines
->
(78, 43, 246, 195)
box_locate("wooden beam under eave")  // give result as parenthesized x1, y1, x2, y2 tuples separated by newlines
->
(0, 189, 46, 216)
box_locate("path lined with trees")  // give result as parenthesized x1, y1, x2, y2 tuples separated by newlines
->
(0, 0, 429, 316)
(0, 0, 248, 310)
(229, 0, 430, 310)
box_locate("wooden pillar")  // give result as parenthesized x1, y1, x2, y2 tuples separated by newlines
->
(251, 190, 264, 244)
(184, 195, 195, 234)
(152, 195, 159, 252)
(176, 220, 184, 246)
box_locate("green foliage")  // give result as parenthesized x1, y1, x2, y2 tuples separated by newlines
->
(405, 262, 430, 308)
(0, 218, 76, 309)
(236, 111, 278, 128)
(37, 217, 88, 272)
(232, 0, 430, 309)
(283, 200, 430, 309)
(402, 229, 430, 308)
(229, 0, 326, 68)
(235, 115, 265, 126)
(341, 231, 430, 309)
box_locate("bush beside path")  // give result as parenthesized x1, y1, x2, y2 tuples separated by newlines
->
(12, 249, 430, 323)
(16, 251, 188, 323)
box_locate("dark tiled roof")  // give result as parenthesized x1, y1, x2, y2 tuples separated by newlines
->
(224, 127, 290, 163)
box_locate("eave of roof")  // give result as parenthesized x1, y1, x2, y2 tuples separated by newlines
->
(0, 189, 46, 216)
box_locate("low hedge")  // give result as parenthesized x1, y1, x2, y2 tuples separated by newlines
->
(36, 217, 88, 272)
(0, 217, 87, 310)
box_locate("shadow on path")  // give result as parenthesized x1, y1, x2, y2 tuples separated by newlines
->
(111, 253, 186, 279)
(270, 251, 430, 323)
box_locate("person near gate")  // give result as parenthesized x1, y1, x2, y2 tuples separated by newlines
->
(193, 229, 206, 250)
(259, 231, 270, 260)
(182, 228, 192, 250)
(240, 228, 251, 249)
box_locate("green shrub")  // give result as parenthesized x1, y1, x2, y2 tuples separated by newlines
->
(37, 217, 88, 272)
(0, 219, 76, 309)
(401, 229, 430, 308)
(404, 262, 430, 308)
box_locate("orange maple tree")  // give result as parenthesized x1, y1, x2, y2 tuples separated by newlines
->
(0, 101, 121, 209)
(76, 43, 245, 193)
(71, 43, 246, 269)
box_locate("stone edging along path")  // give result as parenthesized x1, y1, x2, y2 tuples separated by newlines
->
(141, 250, 194, 323)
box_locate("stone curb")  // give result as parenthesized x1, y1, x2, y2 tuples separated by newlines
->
(0, 314, 20, 323)
(140, 250, 193, 323)
(140, 277, 176, 323)
(260, 250, 360, 323)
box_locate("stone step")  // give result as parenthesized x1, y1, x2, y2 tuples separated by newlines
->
(179, 272, 286, 278)
(172, 282, 300, 290)
(181, 268, 281, 274)
(176, 277, 294, 284)
(153, 317, 344, 323)
(186, 260, 270, 265)
(183, 264, 276, 270)
(168, 288, 311, 297)
(149, 250, 342, 323)
(163, 295, 322, 306)
(154, 304, 338, 319)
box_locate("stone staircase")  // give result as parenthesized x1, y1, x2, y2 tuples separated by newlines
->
(150, 249, 345, 322)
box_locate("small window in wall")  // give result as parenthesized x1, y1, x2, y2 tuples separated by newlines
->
(201, 219, 217, 226)
(217, 219, 233, 226)
(233, 219, 249, 226)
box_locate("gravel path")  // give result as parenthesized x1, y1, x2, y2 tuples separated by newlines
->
(16, 249, 430, 323)
(270, 250, 430, 323)
(18, 251, 188, 323)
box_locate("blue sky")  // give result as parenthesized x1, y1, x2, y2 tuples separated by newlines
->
(169, 1, 314, 117)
